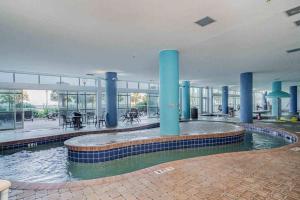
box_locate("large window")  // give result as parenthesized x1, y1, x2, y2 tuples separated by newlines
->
(58, 91, 96, 124)
(130, 93, 147, 116)
(202, 87, 209, 113)
(118, 93, 130, 118)
(15, 73, 39, 84)
(228, 88, 240, 112)
(190, 87, 200, 109)
(229, 96, 240, 111)
(0, 72, 13, 83)
(148, 93, 159, 118)
(253, 91, 262, 111)
(213, 96, 221, 113)
(0, 90, 23, 130)
(212, 88, 221, 113)
(118, 93, 156, 118)
(40, 75, 60, 85)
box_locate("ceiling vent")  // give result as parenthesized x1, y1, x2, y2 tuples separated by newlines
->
(295, 20, 300, 26)
(286, 48, 300, 53)
(195, 16, 215, 27)
(286, 6, 300, 16)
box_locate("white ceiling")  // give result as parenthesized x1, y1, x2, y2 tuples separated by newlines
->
(0, 0, 299, 88)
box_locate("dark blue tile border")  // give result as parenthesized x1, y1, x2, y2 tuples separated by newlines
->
(242, 124, 297, 143)
(68, 134, 245, 163)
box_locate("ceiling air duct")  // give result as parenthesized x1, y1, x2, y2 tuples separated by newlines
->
(286, 6, 300, 16)
(286, 48, 300, 53)
(195, 16, 215, 27)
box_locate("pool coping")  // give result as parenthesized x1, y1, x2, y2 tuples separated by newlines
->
(4, 122, 298, 191)
(64, 124, 245, 163)
(64, 128, 245, 152)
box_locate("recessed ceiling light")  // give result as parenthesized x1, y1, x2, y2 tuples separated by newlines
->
(286, 6, 300, 17)
(86, 73, 95, 76)
(286, 48, 300, 53)
(95, 70, 106, 74)
(195, 16, 216, 27)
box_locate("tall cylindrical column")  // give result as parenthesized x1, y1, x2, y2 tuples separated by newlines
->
(240, 72, 253, 123)
(290, 86, 297, 115)
(105, 72, 118, 127)
(271, 81, 282, 118)
(182, 81, 190, 120)
(159, 50, 180, 135)
(222, 86, 229, 114)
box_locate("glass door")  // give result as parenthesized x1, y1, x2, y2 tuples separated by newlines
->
(15, 92, 24, 129)
(0, 90, 23, 130)
(147, 93, 159, 118)
(58, 91, 96, 126)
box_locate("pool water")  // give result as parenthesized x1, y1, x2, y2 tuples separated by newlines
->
(0, 131, 289, 183)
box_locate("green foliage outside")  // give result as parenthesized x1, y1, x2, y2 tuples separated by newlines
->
(0, 90, 59, 118)
(32, 107, 59, 118)
(131, 93, 147, 112)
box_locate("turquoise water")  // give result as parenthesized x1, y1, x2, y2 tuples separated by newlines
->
(0, 131, 289, 183)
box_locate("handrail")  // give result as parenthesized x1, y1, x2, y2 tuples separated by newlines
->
(0, 180, 11, 200)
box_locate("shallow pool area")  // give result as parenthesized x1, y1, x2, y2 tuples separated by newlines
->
(64, 121, 244, 163)
(65, 121, 242, 147)
(0, 131, 289, 183)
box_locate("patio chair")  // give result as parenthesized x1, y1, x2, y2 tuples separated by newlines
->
(24, 110, 33, 122)
(95, 113, 106, 127)
(86, 112, 96, 125)
(132, 111, 141, 123)
(61, 114, 73, 128)
(47, 113, 57, 120)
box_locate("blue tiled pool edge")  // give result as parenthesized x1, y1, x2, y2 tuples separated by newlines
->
(241, 123, 298, 143)
(66, 123, 298, 163)
(67, 134, 244, 163)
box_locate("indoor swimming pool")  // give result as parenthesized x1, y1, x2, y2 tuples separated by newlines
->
(0, 131, 289, 183)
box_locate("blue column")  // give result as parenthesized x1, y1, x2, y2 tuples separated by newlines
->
(182, 81, 190, 120)
(222, 86, 229, 114)
(159, 50, 180, 135)
(271, 81, 281, 118)
(240, 72, 253, 123)
(290, 86, 297, 115)
(105, 72, 118, 127)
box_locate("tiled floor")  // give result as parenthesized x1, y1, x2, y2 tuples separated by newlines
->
(0, 116, 239, 143)
(23, 119, 59, 131)
(65, 121, 241, 147)
(0, 118, 159, 143)
(5, 122, 300, 200)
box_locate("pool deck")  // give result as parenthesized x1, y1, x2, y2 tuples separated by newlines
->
(5, 121, 300, 200)
(65, 122, 242, 148)
(0, 116, 237, 144)
(64, 122, 244, 163)
(0, 118, 159, 143)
